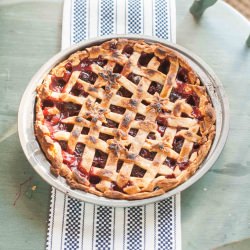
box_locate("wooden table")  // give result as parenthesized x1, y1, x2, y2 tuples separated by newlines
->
(0, 0, 249, 249)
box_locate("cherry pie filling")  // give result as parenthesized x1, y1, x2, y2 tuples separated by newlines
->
(39, 49, 206, 190)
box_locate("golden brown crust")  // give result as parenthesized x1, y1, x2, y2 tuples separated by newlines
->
(35, 38, 216, 200)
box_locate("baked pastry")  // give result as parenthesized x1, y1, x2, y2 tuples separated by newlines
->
(35, 39, 216, 200)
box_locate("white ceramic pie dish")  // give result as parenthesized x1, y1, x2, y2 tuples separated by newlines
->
(18, 35, 229, 207)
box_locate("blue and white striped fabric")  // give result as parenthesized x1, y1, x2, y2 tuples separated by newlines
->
(47, 0, 180, 249)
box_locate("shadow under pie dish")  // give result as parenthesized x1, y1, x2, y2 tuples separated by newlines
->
(34, 38, 217, 200)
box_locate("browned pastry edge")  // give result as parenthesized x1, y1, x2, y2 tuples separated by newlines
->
(35, 38, 216, 200)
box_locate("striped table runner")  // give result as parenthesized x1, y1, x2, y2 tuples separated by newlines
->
(47, 0, 181, 249)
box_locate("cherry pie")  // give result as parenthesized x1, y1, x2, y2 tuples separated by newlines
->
(35, 39, 216, 200)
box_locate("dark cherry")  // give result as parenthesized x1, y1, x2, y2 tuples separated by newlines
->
(166, 173, 176, 179)
(156, 116, 168, 136)
(148, 81, 163, 95)
(141, 100, 150, 106)
(186, 95, 199, 107)
(116, 86, 133, 98)
(128, 128, 138, 137)
(169, 90, 182, 102)
(103, 118, 119, 128)
(113, 64, 123, 73)
(138, 53, 154, 67)
(178, 162, 189, 171)
(173, 136, 184, 153)
(62, 151, 80, 168)
(89, 175, 101, 185)
(157, 125, 166, 136)
(131, 165, 146, 178)
(109, 42, 117, 50)
(163, 157, 177, 170)
(47, 115, 60, 125)
(79, 71, 98, 84)
(58, 140, 67, 151)
(147, 132, 156, 140)
(65, 124, 74, 132)
(65, 62, 73, 71)
(116, 160, 124, 172)
(177, 67, 188, 82)
(139, 148, 156, 161)
(50, 75, 66, 92)
(109, 104, 126, 114)
(135, 113, 145, 121)
(111, 181, 123, 192)
(122, 45, 134, 57)
(62, 71, 72, 83)
(192, 107, 203, 120)
(70, 83, 89, 97)
(99, 133, 114, 141)
(158, 60, 170, 74)
(73, 57, 107, 72)
(95, 56, 108, 67)
(74, 143, 85, 157)
(56, 102, 81, 117)
(193, 142, 200, 150)
(81, 127, 90, 134)
(42, 99, 54, 108)
(127, 73, 141, 85)
(92, 150, 108, 168)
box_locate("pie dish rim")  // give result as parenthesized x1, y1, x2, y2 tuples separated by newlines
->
(18, 34, 229, 207)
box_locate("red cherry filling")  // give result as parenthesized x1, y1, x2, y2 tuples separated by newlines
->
(147, 132, 156, 140)
(74, 143, 85, 157)
(156, 116, 168, 136)
(192, 106, 203, 120)
(116, 86, 133, 98)
(89, 175, 101, 185)
(127, 73, 141, 85)
(139, 148, 156, 161)
(148, 81, 163, 95)
(62, 151, 80, 168)
(128, 128, 138, 137)
(169, 83, 200, 109)
(163, 157, 177, 170)
(177, 67, 188, 82)
(42, 101, 81, 134)
(50, 75, 66, 92)
(138, 53, 154, 67)
(178, 162, 189, 171)
(116, 160, 124, 172)
(92, 150, 108, 168)
(70, 83, 89, 97)
(110, 104, 126, 114)
(73, 56, 107, 71)
(58, 140, 67, 151)
(81, 127, 90, 135)
(172, 136, 184, 153)
(111, 181, 124, 192)
(109, 42, 117, 50)
(166, 173, 176, 178)
(103, 118, 119, 128)
(113, 63, 123, 73)
(99, 133, 114, 141)
(158, 59, 170, 74)
(122, 45, 134, 57)
(131, 165, 146, 178)
(135, 113, 145, 121)
(79, 71, 98, 84)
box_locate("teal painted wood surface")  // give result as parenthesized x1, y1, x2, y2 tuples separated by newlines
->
(0, 1, 249, 250)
